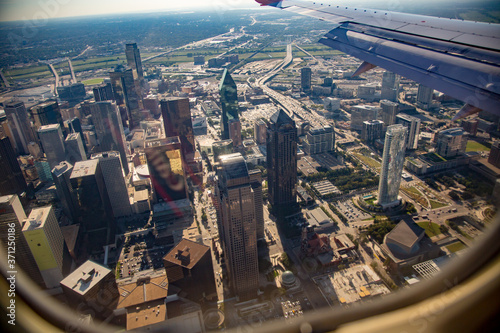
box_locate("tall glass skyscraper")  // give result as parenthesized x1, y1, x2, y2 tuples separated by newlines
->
(109, 65, 143, 129)
(267, 109, 298, 216)
(88, 101, 129, 175)
(144, 137, 188, 204)
(160, 97, 195, 158)
(125, 43, 144, 80)
(30, 100, 65, 133)
(0, 136, 27, 196)
(37, 124, 66, 169)
(219, 69, 239, 140)
(377, 124, 408, 209)
(3, 100, 34, 154)
(381, 71, 400, 102)
(70, 159, 115, 250)
(214, 153, 259, 301)
(91, 152, 132, 218)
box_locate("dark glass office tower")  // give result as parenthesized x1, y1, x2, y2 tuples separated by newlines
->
(125, 43, 144, 80)
(30, 100, 65, 133)
(381, 71, 400, 102)
(52, 161, 80, 222)
(70, 159, 115, 250)
(144, 137, 188, 204)
(219, 69, 239, 140)
(160, 97, 195, 158)
(214, 153, 259, 301)
(3, 100, 34, 154)
(92, 83, 114, 102)
(301, 67, 312, 91)
(38, 124, 66, 169)
(0, 136, 27, 196)
(109, 65, 143, 129)
(88, 101, 129, 175)
(267, 109, 298, 217)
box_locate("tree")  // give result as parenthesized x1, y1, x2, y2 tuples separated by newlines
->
(383, 257, 392, 267)
(449, 191, 460, 201)
(439, 224, 449, 234)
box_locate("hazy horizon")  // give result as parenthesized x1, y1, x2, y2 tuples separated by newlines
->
(1, 0, 499, 22)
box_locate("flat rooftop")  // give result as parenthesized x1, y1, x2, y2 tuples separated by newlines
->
(38, 124, 60, 132)
(60, 260, 112, 296)
(125, 298, 166, 331)
(22, 206, 53, 232)
(70, 159, 99, 179)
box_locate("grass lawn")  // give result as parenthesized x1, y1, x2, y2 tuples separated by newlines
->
(353, 153, 381, 170)
(466, 140, 490, 152)
(405, 186, 421, 196)
(82, 78, 105, 85)
(429, 200, 448, 209)
(402, 187, 429, 208)
(446, 241, 467, 253)
(417, 221, 442, 238)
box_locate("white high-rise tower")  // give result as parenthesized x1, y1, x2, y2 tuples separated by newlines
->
(377, 124, 408, 209)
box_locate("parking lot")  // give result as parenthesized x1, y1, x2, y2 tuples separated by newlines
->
(118, 244, 172, 279)
(333, 199, 372, 223)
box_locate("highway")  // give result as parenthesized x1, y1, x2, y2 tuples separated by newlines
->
(143, 29, 238, 63)
(250, 43, 327, 128)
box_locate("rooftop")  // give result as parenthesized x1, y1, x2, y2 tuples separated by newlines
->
(117, 274, 169, 310)
(270, 109, 293, 126)
(385, 220, 425, 250)
(70, 159, 99, 179)
(125, 298, 166, 331)
(65, 133, 80, 141)
(163, 239, 209, 270)
(60, 260, 112, 296)
(220, 153, 249, 180)
(52, 161, 73, 177)
(22, 206, 52, 232)
(38, 124, 60, 132)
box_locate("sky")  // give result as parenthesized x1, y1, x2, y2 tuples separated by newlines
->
(0, 0, 489, 22)
(0, 0, 259, 22)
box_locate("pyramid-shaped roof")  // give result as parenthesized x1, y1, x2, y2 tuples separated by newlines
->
(270, 108, 293, 126)
(219, 68, 236, 91)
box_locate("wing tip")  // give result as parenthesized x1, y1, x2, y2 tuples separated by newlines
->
(255, 0, 282, 6)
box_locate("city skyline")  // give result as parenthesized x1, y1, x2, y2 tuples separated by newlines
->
(0, 0, 498, 331)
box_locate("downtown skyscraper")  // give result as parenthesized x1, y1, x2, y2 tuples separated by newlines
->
(0, 136, 27, 197)
(377, 124, 407, 209)
(30, 100, 65, 133)
(88, 101, 129, 174)
(381, 71, 400, 102)
(91, 152, 132, 218)
(109, 65, 143, 129)
(37, 124, 66, 169)
(0, 195, 44, 287)
(160, 97, 195, 158)
(70, 159, 115, 250)
(267, 109, 298, 217)
(144, 137, 188, 204)
(3, 100, 34, 154)
(219, 69, 240, 141)
(125, 43, 144, 81)
(214, 153, 259, 301)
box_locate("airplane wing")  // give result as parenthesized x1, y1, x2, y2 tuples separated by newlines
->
(256, 0, 500, 120)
